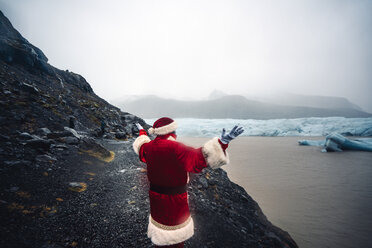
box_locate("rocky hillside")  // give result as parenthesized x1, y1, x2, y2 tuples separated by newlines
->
(0, 10, 148, 136)
(0, 11, 298, 248)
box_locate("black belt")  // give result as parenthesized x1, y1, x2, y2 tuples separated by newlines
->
(150, 183, 187, 195)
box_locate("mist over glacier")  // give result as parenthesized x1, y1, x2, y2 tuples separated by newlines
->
(145, 117, 372, 137)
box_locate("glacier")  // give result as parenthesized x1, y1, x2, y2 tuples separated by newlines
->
(145, 117, 372, 137)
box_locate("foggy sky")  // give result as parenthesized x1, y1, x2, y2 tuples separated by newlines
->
(1, 0, 372, 112)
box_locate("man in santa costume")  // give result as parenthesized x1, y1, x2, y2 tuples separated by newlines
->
(133, 117, 244, 247)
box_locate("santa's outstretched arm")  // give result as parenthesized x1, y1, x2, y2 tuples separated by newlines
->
(175, 125, 244, 172)
(202, 125, 244, 169)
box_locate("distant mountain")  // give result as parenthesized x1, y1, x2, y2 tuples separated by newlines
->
(208, 89, 228, 100)
(115, 94, 372, 119)
(249, 93, 364, 112)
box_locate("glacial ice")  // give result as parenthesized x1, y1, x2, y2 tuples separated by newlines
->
(299, 133, 372, 152)
(145, 117, 372, 137)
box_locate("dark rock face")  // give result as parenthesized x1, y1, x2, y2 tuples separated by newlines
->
(19, 132, 35, 140)
(0, 10, 148, 138)
(79, 137, 111, 158)
(0, 11, 50, 74)
(115, 132, 127, 140)
(25, 138, 53, 151)
(0, 10, 298, 248)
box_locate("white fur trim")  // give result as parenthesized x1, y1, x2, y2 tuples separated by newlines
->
(148, 127, 155, 135)
(202, 137, 229, 169)
(133, 135, 151, 155)
(147, 215, 194, 246)
(167, 136, 176, 141)
(150, 121, 178, 135)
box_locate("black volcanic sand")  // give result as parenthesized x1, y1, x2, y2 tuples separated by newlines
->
(0, 139, 297, 248)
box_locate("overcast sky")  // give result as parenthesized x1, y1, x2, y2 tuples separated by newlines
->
(1, 0, 372, 112)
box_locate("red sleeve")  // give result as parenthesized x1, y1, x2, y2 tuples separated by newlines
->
(218, 139, 229, 154)
(173, 142, 208, 173)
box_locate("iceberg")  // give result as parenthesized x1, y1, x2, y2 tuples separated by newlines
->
(145, 117, 372, 137)
(299, 133, 372, 152)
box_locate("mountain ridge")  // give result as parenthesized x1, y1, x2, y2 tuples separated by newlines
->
(115, 94, 371, 119)
(253, 92, 364, 111)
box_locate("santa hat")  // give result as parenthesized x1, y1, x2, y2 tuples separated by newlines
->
(148, 117, 178, 136)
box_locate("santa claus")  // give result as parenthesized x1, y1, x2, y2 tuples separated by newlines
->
(133, 117, 244, 247)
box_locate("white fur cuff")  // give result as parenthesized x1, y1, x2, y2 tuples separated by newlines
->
(202, 137, 229, 169)
(147, 215, 194, 246)
(133, 135, 151, 155)
(149, 121, 178, 135)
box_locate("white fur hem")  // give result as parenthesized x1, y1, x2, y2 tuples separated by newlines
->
(202, 137, 229, 169)
(147, 216, 194, 245)
(149, 121, 178, 135)
(133, 135, 151, 155)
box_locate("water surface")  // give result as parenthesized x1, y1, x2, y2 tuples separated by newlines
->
(181, 137, 372, 248)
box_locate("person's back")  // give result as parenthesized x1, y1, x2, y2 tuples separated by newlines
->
(144, 137, 188, 187)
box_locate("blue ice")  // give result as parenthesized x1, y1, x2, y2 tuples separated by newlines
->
(299, 133, 372, 152)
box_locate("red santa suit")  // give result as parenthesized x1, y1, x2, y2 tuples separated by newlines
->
(133, 118, 229, 246)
